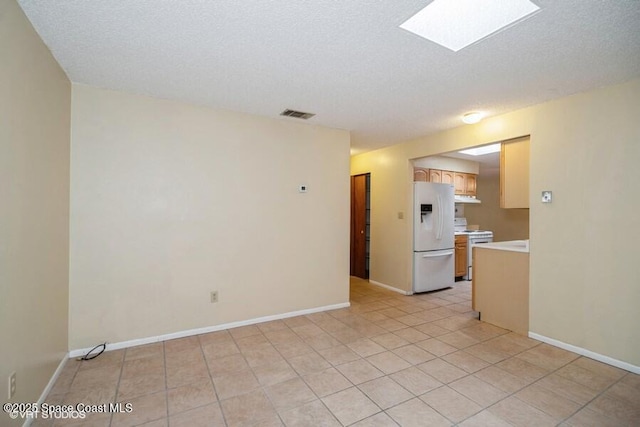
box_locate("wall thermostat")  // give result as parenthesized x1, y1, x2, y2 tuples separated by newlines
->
(299, 185, 308, 193)
(541, 191, 552, 203)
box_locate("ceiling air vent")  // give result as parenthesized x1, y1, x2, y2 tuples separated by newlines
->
(280, 109, 315, 120)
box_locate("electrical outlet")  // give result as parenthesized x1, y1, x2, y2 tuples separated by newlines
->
(210, 291, 218, 303)
(8, 372, 16, 399)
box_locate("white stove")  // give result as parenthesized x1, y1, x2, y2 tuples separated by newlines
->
(454, 218, 493, 280)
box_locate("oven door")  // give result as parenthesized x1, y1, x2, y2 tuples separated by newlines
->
(467, 237, 492, 280)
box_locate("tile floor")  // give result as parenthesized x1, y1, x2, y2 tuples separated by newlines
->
(35, 277, 639, 426)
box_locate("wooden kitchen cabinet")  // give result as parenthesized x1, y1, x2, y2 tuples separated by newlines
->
(441, 170, 455, 185)
(413, 168, 478, 198)
(455, 235, 468, 278)
(413, 167, 428, 182)
(454, 173, 466, 194)
(500, 136, 530, 208)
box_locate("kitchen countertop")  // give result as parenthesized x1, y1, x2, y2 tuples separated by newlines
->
(476, 240, 529, 253)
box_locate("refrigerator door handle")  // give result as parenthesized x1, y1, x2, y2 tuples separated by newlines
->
(436, 194, 443, 240)
(422, 251, 454, 258)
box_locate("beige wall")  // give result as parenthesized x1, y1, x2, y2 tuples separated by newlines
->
(351, 78, 640, 367)
(465, 174, 529, 241)
(0, 0, 70, 420)
(69, 85, 350, 349)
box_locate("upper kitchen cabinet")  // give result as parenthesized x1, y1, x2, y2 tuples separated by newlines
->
(441, 170, 455, 185)
(500, 136, 530, 208)
(414, 167, 428, 182)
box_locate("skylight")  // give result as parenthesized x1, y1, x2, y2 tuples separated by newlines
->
(459, 143, 501, 156)
(400, 0, 540, 52)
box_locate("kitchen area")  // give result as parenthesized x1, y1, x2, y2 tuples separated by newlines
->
(412, 136, 531, 333)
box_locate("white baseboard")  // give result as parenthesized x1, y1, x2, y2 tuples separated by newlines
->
(23, 355, 68, 427)
(528, 332, 640, 375)
(69, 301, 350, 358)
(368, 280, 412, 295)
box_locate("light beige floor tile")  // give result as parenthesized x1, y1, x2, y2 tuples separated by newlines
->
(164, 336, 200, 354)
(284, 316, 313, 328)
(560, 407, 621, 427)
(449, 376, 508, 407)
(586, 392, 640, 425)
(488, 396, 557, 426)
(252, 359, 298, 386)
(351, 412, 399, 426)
(375, 318, 412, 332)
(318, 344, 360, 366)
(386, 397, 451, 427)
(304, 333, 342, 351)
(125, 343, 164, 361)
(169, 402, 225, 427)
(121, 355, 164, 378)
(358, 376, 413, 410)
(390, 366, 442, 395)
(52, 411, 112, 427)
(69, 364, 121, 392)
(458, 409, 514, 427)
(495, 356, 550, 382)
(64, 383, 117, 407)
(280, 400, 340, 427)
(442, 351, 490, 374)
(207, 353, 251, 378)
(348, 338, 387, 357)
(416, 338, 458, 356)
(213, 370, 260, 400)
(414, 322, 450, 337)
(287, 352, 331, 375)
(77, 349, 125, 372)
(393, 327, 430, 343)
(459, 323, 508, 341)
(220, 389, 279, 427)
(321, 387, 380, 426)
(556, 362, 620, 392)
(166, 359, 210, 389)
(336, 359, 384, 385)
(276, 342, 315, 359)
(257, 320, 289, 333)
(516, 343, 579, 371)
(514, 383, 581, 421)
(417, 358, 467, 384)
(302, 367, 352, 398)
(420, 385, 482, 423)
(463, 342, 511, 364)
(473, 366, 530, 393)
(167, 379, 217, 415)
(264, 377, 317, 412)
(242, 345, 285, 368)
(395, 314, 426, 327)
(229, 325, 263, 340)
(111, 390, 167, 427)
(117, 372, 166, 401)
(438, 331, 480, 349)
(201, 339, 241, 359)
(135, 418, 167, 427)
(371, 333, 410, 350)
(392, 344, 436, 365)
(366, 351, 411, 374)
(604, 378, 640, 407)
(536, 372, 599, 405)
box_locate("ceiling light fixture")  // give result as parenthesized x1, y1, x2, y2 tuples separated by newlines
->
(400, 0, 540, 52)
(459, 143, 501, 156)
(462, 112, 483, 124)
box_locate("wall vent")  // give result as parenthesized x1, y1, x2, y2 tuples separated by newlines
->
(280, 109, 315, 120)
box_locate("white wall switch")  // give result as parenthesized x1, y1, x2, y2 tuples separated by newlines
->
(541, 191, 552, 203)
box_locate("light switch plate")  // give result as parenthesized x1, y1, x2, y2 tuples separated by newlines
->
(541, 191, 552, 203)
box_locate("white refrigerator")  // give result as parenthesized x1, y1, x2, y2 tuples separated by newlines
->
(413, 182, 455, 293)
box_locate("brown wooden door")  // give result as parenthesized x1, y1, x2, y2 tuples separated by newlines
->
(350, 174, 368, 278)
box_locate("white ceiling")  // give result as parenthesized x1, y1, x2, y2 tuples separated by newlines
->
(18, 0, 640, 155)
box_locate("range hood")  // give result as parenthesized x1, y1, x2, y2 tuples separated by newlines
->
(455, 195, 482, 204)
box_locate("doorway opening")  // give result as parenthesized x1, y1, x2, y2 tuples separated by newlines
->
(350, 173, 370, 279)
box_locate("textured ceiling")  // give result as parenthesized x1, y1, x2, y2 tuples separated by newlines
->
(17, 0, 640, 154)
